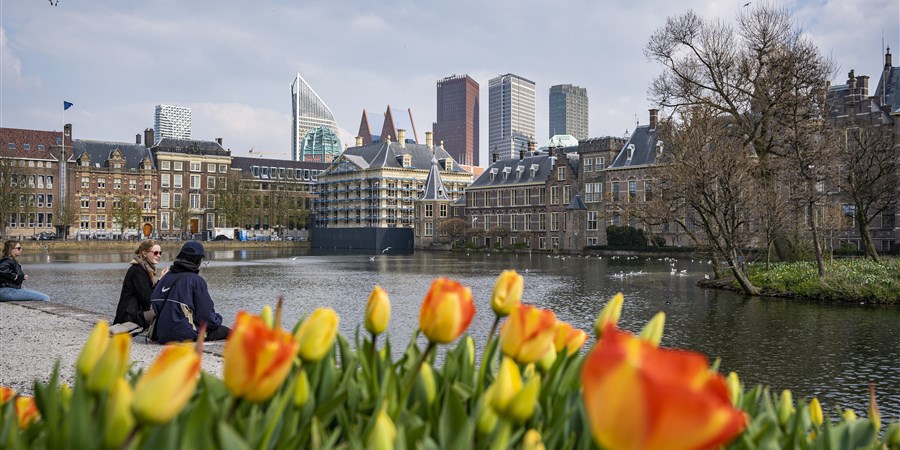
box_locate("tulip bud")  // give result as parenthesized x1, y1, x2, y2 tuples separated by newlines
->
(367, 410, 397, 450)
(554, 321, 587, 356)
(726, 372, 742, 406)
(419, 277, 475, 344)
(477, 387, 499, 436)
(132, 343, 201, 424)
(593, 293, 623, 337)
(505, 374, 541, 423)
(104, 378, 135, 448)
(778, 390, 794, 426)
(294, 369, 310, 407)
(260, 305, 274, 328)
(465, 336, 475, 367)
(77, 320, 110, 377)
(842, 409, 858, 422)
(538, 345, 556, 373)
(59, 383, 72, 411)
(87, 332, 131, 393)
(365, 285, 391, 335)
(491, 358, 522, 413)
(0, 386, 13, 405)
(491, 270, 523, 317)
(500, 304, 557, 364)
(868, 383, 880, 431)
(639, 312, 666, 347)
(808, 397, 823, 426)
(522, 429, 547, 450)
(415, 362, 437, 406)
(295, 308, 340, 363)
(14, 396, 39, 429)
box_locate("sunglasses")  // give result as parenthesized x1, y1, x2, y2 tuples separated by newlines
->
(151, 251, 162, 256)
(14, 246, 22, 250)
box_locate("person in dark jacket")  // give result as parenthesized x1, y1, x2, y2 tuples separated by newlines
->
(112, 239, 168, 330)
(0, 240, 50, 302)
(149, 241, 230, 343)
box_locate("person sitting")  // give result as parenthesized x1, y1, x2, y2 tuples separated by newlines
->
(149, 241, 230, 344)
(0, 240, 50, 302)
(111, 240, 168, 333)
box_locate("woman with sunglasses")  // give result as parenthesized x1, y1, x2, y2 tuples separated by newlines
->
(0, 240, 50, 302)
(112, 239, 168, 331)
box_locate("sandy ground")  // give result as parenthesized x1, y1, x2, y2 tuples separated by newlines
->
(0, 301, 225, 395)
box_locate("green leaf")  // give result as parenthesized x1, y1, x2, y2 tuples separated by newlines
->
(438, 386, 471, 450)
(217, 421, 252, 450)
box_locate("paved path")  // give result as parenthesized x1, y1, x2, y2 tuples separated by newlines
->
(0, 301, 225, 395)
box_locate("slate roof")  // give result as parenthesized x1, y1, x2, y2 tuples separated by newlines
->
(469, 153, 555, 188)
(72, 140, 154, 170)
(608, 125, 660, 169)
(230, 156, 329, 171)
(874, 53, 900, 110)
(152, 138, 229, 156)
(335, 141, 467, 173)
(0, 127, 70, 160)
(567, 194, 587, 210)
(420, 157, 451, 201)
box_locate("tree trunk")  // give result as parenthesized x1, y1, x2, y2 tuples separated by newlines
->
(729, 250, 759, 295)
(809, 203, 826, 278)
(711, 254, 724, 280)
(856, 211, 880, 262)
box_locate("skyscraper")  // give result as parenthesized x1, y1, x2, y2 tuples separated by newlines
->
(433, 75, 479, 166)
(154, 105, 191, 144)
(292, 73, 341, 162)
(549, 84, 589, 139)
(488, 73, 535, 161)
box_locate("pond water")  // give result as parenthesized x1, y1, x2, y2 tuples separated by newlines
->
(17, 248, 899, 420)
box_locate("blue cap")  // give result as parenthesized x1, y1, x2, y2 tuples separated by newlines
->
(180, 241, 206, 257)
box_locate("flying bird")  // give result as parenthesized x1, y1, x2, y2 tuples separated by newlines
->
(743, 2, 751, 6)
(381, 247, 392, 254)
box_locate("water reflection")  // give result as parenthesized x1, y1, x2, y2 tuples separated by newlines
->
(19, 249, 899, 419)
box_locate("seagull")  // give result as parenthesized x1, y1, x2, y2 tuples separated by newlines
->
(743, 1, 751, 6)
(381, 247, 392, 254)
(369, 255, 376, 261)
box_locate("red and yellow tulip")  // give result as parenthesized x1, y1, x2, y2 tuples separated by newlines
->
(224, 311, 299, 402)
(554, 321, 588, 356)
(491, 270, 523, 317)
(295, 308, 340, 362)
(593, 293, 624, 337)
(365, 285, 391, 335)
(132, 343, 201, 424)
(500, 304, 557, 364)
(582, 324, 747, 450)
(0, 386, 13, 404)
(419, 277, 475, 344)
(15, 396, 40, 429)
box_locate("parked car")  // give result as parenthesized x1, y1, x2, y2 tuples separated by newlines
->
(212, 234, 232, 241)
(31, 232, 57, 241)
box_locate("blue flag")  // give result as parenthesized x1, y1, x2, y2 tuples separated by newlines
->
(64, 101, 73, 110)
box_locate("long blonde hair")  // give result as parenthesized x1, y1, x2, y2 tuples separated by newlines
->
(134, 239, 161, 256)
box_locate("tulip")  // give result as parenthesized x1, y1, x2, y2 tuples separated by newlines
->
(0, 386, 13, 404)
(77, 320, 110, 377)
(869, 383, 881, 431)
(888, 422, 900, 447)
(538, 344, 557, 372)
(132, 343, 201, 424)
(15, 396, 39, 429)
(808, 397, 823, 426)
(87, 332, 131, 393)
(418, 277, 475, 344)
(59, 383, 72, 410)
(260, 305, 274, 328)
(522, 429, 547, 450)
(367, 410, 397, 450)
(505, 374, 541, 423)
(293, 368, 310, 407)
(415, 362, 437, 406)
(490, 270, 523, 317)
(365, 285, 391, 335)
(500, 304, 557, 364)
(778, 390, 795, 427)
(554, 321, 587, 356)
(104, 378, 135, 448)
(491, 358, 523, 413)
(593, 293, 623, 337)
(639, 311, 666, 347)
(842, 409, 858, 422)
(224, 311, 299, 402)
(295, 308, 339, 362)
(726, 371, 742, 406)
(476, 388, 499, 435)
(465, 336, 475, 367)
(582, 324, 747, 450)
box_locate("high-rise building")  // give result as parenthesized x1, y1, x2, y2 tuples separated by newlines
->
(433, 75, 480, 166)
(154, 105, 191, 144)
(549, 84, 589, 139)
(488, 73, 535, 161)
(292, 73, 341, 162)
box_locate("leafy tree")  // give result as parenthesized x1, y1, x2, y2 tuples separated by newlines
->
(216, 171, 252, 229)
(110, 193, 142, 234)
(606, 225, 649, 247)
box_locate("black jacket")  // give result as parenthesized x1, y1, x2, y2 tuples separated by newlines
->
(113, 264, 154, 328)
(0, 257, 25, 289)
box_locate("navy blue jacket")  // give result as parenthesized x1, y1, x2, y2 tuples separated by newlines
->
(150, 263, 223, 343)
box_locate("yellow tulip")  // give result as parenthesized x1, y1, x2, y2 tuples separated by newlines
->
(726, 371, 742, 406)
(224, 311, 299, 402)
(639, 311, 666, 347)
(59, 383, 72, 410)
(294, 369, 310, 407)
(505, 374, 541, 423)
(842, 409, 858, 422)
(416, 362, 437, 406)
(538, 344, 557, 372)
(365, 285, 391, 335)
(87, 332, 131, 393)
(465, 336, 475, 367)
(778, 390, 795, 426)
(491, 357, 523, 413)
(522, 429, 547, 450)
(500, 304, 557, 364)
(367, 410, 397, 450)
(593, 293, 623, 337)
(104, 378, 135, 448)
(418, 277, 475, 344)
(295, 308, 339, 363)
(809, 397, 823, 426)
(260, 305, 274, 328)
(132, 343, 200, 424)
(477, 386, 499, 435)
(490, 270, 523, 317)
(14, 396, 39, 429)
(554, 321, 587, 356)
(869, 383, 881, 431)
(77, 320, 110, 377)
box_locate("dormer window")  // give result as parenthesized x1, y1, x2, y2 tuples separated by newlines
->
(489, 167, 498, 181)
(656, 141, 664, 157)
(626, 144, 635, 161)
(402, 154, 412, 167)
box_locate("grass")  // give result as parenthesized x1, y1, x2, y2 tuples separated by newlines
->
(745, 258, 900, 304)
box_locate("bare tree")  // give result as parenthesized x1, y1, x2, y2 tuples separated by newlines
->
(110, 193, 142, 235)
(438, 218, 468, 245)
(216, 171, 252, 229)
(0, 159, 34, 238)
(54, 197, 79, 240)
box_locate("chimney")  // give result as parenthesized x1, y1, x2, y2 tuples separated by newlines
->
(856, 75, 869, 97)
(355, 136, 363, 147)
(136, 134, 141, 145)
(886, 47, 893, 70)
(519, 150, 525, 160)
(144, 128, 154, 148)
(649, 109, 659, 130)
(385, 134, 392, 143)
(527, 137, 536, 153)
(64, 123, 72, 140)
(492, 152, 498, 163)
(847, 70, 856, 89)
(425, 131, 433, 149)
(216, 137, 223, 146)
(397, 129, 406, 148)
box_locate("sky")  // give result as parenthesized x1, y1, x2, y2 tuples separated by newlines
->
(2, 0, 897, 166)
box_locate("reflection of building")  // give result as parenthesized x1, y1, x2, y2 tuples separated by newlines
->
(549, 84, 588, 139)
(153, 105, 191, 144)
(489, 73, 536, 161)
(72, 134, 157, 238)
(357, 105, 419, 146)
(300, 126, 342, 163)
(313, 131, 472, 251)
(434, 75, 480, 166)
(291, 73, 341, 162)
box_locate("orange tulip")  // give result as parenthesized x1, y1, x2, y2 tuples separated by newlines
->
(224, 311, 299, 402)
(490, 270, 523, 317)
(0, 386, 13, 404)
(295, 308, 339, 362)
(365, 285, 391, 335)
(582, 325, 747, 450)
(418, 277, 475, 344)
(554, 321, 588, 356)
(132, 343, 201, 424)
(15, 396, 40, 429)
(500, 304, 557, 364)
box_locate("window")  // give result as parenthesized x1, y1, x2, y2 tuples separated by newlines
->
(626, 144, 635, 161)
(207, 176, 216, 189)
(161, 174, 171, 188)
(97, 215, 107, 230)
(46, 194, 53, 209)
(190, 162, 201, 172)
(174, 174, 183, 188)
(425, 222, 433, 236)
(80, 215, 90, 229)
(539, 213, 546, 231)
(539, 236, 546, 250)
(585, 182, 602, 203)
(173, 161, 183, 171)
(97, 197, 106, 209)
(37, 176, 44, 189)
(98, 178, 106, 188)
(81, 177, 90, 189)
(114, 178, 122, 190)
(440, 204, 447, 217)
(190, 175, 200, 189)
(584, 158, 593, 172)
(81, 196, 90, 209)
(161, 193, 170, 209)
(37, 194, 44, 208)
(550, 186, 559, 205)
(144, 180, 152, 191)
(143, 197, 151, 211)
(628, 179, 637, 202)
(644, 180, 653, 201)
(425, 204, 433, 218)
(206, 213, 215, 230)
(551, 237, 559, 249)
(587, 237, 599, 246)
(160, 212, 170, 230)
(597, 157, 605, 169)
(557, 166, 566, 180)
(563, 185, 571, 204)
(190, 194, 200, 209)
(161, 161, 171, 170)
(46, 176, 53, 189)
(129, 179, 137, 190)
(207, 194, 216, 209)
(207, 164, 216, 173)
(587, 211, 599, 231)
(219, 164, 228, 173)
(551, 212, 560, 231)
(173, 193, 182, 208)
(611, 180, 620, 201)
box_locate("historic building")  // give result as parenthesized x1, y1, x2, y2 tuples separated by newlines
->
(291, 73, 342, 162)
(549, 84, 589, 140)
(488, 73, 536, 161)
(577, 136, 626, 246)
(313, 131, 472, 251)
(433, 74, 480, 166)
(413, 156, 455, 248)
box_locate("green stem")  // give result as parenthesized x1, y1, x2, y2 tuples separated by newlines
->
(489, 420, 513, 450)
(487, 315, 500, 343)
(476, 315, 502, 399)
(370, 332, 380, 396)
(116, 424, 142, 450)
(398, 341, 435, 409)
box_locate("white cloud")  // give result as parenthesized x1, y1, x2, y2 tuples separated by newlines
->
(190, 102, 289, 157)
(0, 27, 40, 90)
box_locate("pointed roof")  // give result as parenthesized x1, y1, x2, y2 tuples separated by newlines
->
(608, 124, 661, 169)
(421, 156, 451, 201)
(567, 194, 587, 210)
